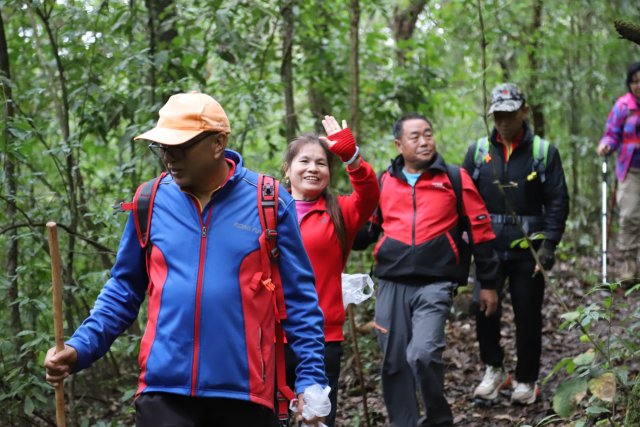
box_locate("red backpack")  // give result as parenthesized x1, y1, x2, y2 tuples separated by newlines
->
(117, 173, 296, 423)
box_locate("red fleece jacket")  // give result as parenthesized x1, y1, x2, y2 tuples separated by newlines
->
(298, 159, 380, 342)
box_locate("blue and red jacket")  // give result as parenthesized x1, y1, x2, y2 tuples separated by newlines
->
(66, 150, 328, 409)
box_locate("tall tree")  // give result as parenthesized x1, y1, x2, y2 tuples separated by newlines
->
(0, 8, 22, 349)
(527, 0, 545, 137)
(281, 0, 297, 142)
(349, 0, 361, 138)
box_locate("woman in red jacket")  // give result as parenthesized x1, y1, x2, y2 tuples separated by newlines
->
(282, 116, 380, 426)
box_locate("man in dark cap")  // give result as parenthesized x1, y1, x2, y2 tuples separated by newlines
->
(463, 83, 569, 405)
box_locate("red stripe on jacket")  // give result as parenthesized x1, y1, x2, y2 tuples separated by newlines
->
(137, 245, 168, 395)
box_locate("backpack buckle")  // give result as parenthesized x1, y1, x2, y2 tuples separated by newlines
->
(113, 201, 133, 214)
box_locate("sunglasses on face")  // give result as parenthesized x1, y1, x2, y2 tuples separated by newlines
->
(148, 132, 216, 160)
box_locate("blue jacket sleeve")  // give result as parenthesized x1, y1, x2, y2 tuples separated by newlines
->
(276, 195, 329, 394)
(66, 214, 148, 371)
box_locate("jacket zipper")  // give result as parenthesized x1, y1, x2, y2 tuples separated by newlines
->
(190, 201, 214, 396)
(411, 186, 417, 248)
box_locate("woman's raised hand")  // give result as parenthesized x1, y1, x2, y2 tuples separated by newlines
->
(320, 115, 357, 163)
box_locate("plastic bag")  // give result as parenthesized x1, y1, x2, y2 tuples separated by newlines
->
(341, 273, 375, 309)
(290, 384, 331, 427)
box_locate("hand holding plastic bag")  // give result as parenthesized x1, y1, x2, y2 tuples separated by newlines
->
(341, 273, 374, 309)
(290, 384, 331, 427)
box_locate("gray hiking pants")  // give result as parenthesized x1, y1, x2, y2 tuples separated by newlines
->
(375, 279, 455, 427)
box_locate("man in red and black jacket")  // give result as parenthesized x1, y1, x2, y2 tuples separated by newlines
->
(354, 113, 499, 427)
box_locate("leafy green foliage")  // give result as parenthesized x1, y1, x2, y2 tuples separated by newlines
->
(1, 0, 638, 425)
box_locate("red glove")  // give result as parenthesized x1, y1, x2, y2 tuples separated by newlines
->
(327, 128, 357, 163)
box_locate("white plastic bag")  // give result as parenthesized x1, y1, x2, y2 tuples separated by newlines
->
(341, 273, 375, 309)
(290, 384, 331, 427)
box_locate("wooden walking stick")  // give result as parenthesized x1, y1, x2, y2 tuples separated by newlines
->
(47, 222, 66, 427)
(347, 304, 371, 427)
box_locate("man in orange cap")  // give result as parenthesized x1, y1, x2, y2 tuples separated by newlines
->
(44, 92, 329, 426)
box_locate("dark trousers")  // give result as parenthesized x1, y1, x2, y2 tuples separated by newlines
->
(285, 341, 342, 427)
(474, 256, 545, 383)
(135, 393, 276, 427)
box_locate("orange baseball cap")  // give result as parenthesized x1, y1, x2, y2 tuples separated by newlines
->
(134, 91, 231, 145)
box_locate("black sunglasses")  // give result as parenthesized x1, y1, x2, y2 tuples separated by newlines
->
(148, 132, 216, 160)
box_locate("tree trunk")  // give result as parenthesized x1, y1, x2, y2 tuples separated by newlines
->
(281, 0, 297, 142)
(0, 9, 23, 347)
(392, 0, 427, 66)
(392, 0, 428, 111)
(527, 0, 545, 137)
(348, 0, 360, 139)
(567, 15, 580, 203)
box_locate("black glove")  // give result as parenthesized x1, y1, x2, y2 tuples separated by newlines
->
(536, 245, 556, 271)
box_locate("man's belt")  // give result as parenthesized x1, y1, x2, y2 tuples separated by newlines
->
(490, 214, 543, 226)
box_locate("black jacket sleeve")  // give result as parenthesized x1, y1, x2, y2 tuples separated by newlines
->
(352, 216, 382, 250)
(540, 145, 570, 248)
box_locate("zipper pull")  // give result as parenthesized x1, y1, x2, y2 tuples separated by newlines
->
(202, 226, 207, 237)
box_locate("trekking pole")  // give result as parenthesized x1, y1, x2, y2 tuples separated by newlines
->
(601, 160, 608, 284)
(347, 305, 371, 427)
(47, 222, 66, 427)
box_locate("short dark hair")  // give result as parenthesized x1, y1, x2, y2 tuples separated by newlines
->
(392, 113, 433, 139)
(627, 61, 640, 89)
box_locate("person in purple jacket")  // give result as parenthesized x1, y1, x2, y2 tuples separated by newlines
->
(598, 61, 640, 282)
(44, 92, 329, 427)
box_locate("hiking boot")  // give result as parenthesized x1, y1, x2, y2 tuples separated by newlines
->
(473, 366, 510, 400)
(511, 381, 539, 405)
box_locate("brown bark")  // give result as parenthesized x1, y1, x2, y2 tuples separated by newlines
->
(392, 0, 427, 66)
(615, 19, 640, 45)
(476, 0, 490, 137)
(0, 9, 23, 343)
(281, 0, 297, 142)
(527, 0, 545, 137)
(349, 0, 360, 139)
(145, 0, 179, 104)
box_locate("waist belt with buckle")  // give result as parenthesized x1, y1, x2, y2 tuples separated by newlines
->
(490, 214, 543, 226)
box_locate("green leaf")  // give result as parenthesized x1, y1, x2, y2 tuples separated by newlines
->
(586, 406, 610, 415)
(24, 396, 34, 415)
(573, 349, 595, 366)
(553, 377, 588, 418)
(561, 311, 580, 322)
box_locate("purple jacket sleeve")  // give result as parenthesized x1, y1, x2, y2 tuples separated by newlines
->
(599, 98, 628, 152)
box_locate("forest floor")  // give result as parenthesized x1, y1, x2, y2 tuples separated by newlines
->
(336, 253, 640, 427)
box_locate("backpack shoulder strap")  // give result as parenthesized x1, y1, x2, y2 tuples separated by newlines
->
(532, 135, 549, 183)
(117, 172, 166, 248)
(256, 174, 296, 420)
(445, 164, 464, 218)
(472, 137, 490, 180)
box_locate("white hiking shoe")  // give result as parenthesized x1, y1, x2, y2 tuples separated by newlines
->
(473, 366, 510, 400)
(511, 381, 539, 405)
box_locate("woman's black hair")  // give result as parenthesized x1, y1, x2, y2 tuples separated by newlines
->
(626, 61, 640, 91)
(282, 134, 349, 264)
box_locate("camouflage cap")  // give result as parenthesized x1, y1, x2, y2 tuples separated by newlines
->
(488, 83, 525, 114)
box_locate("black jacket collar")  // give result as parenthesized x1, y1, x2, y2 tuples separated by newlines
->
(388, 152, 448, 181)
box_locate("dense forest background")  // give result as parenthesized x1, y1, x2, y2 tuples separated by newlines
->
(1, 0, 639, 426)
